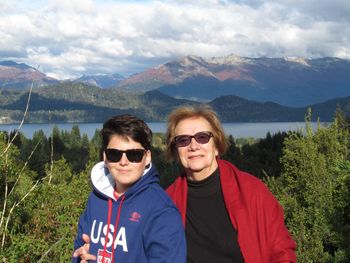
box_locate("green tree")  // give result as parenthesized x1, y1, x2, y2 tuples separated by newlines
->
(60, 126, 90, 173)
(91, 128, 102, 147)
(51, 125, 66, 160)
(226, 132, 289, 179)
(0, 132, 37, 258)
(267, 114, 350, 262)
(222, 135, 243, 167)
(1, 158, 91, 262)
(70, 125, 82, 148)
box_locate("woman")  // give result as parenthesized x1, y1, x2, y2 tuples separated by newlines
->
(72, 114, 186, 263)
(165, 105, 296, 263)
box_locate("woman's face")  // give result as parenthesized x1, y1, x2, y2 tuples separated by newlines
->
(174, 116, 218, 181)
(104, 135, 151, 195)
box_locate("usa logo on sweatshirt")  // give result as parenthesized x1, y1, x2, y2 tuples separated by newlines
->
(91, 220, 128, 252)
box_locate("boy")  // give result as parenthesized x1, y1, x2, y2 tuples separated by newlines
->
(72, 114, 186, 263)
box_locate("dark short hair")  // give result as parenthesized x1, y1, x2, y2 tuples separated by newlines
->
(165, 105, 228, 161)
(101, 114, 152, 150)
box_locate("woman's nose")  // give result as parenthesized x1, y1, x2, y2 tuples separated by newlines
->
(188, 137, 200, 150)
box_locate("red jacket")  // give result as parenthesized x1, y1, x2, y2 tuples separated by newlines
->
(167, 159, 296, 263)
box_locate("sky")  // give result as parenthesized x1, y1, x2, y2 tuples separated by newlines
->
(0, 0, 349, 79)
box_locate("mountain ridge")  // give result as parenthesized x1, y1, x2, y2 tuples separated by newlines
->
(115, 55, 350, 106)
(0, 61, 59, 89)
(0, 61, 125, 89)
(73, 73, 125, 89)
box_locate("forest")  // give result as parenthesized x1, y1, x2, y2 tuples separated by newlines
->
(0, 109, 349, 262)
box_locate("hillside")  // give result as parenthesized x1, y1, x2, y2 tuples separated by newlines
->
(0, 83, 198, 123)
(209, 96, 305, 122)
(0, 82, 349, 124)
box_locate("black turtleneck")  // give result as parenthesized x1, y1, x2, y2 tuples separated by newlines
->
(186, 169, 244, 263)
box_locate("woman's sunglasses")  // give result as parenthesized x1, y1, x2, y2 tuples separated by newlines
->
(173, 131, 213, 147)
(105, 148, 146, 163)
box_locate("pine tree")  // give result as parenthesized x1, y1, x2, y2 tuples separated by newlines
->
(267, 112, 350, 262)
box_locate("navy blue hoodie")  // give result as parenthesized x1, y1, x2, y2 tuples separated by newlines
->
(72, 161, 186, 263)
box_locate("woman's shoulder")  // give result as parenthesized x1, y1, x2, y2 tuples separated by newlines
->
(220, 159, 270, 192)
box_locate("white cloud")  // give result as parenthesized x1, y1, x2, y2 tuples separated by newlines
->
(0, 0, 349, 79)
(48, 0, 95, 13)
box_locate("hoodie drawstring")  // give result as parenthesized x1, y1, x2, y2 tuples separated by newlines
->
(112, 195, 125, 263)
(102, 195, 126, 263)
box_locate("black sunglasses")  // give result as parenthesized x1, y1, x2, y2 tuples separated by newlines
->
(105, 148, 147, 163)
(173, 131, 213, 147)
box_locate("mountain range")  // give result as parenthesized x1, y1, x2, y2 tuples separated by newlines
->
(116, 55, 350, 107)
(1, 55, 350, 107)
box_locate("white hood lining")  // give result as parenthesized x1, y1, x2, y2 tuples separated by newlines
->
(91, 161, 152, 200)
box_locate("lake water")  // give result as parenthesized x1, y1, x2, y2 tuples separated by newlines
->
(0, 122, 326, 139)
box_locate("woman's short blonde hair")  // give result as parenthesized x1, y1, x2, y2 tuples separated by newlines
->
(165, 104, 228, 161)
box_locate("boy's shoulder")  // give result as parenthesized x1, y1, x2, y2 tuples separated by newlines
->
(143, 183, 177, 209)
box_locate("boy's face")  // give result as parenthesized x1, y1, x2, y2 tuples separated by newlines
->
(104, 135, 151, 195)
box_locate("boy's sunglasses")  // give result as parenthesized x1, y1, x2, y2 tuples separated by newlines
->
(173, 131, 213, 148)
(105, 148, 146, 163)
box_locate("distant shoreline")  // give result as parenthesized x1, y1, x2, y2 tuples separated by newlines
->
(0, 122, 327, 139)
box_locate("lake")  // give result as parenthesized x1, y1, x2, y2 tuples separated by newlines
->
(0, 122, 326, 139)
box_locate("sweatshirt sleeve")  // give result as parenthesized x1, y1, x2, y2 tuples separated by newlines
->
(143, 206, 186, 263)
